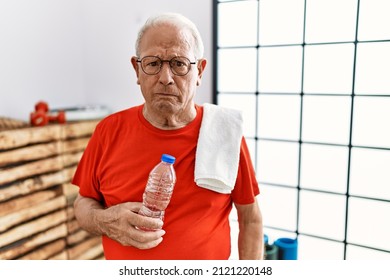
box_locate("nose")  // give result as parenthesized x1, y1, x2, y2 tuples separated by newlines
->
(158, 62, 174, 85)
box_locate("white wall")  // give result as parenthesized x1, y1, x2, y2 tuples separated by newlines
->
(0, 0, 86, 121)
(0, 0, 212, 121)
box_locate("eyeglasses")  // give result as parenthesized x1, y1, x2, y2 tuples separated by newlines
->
(136, 56, 197, 76)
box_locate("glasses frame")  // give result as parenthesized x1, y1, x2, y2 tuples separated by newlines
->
(136, 56, 197, 76)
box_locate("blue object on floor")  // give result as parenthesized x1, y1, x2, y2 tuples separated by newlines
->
(264, 234, 269, 245)
(274, 238, 298, 260)
(263, 234, 278, 260)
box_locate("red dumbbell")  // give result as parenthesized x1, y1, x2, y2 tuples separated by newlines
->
(30, 101, 66, 126)
(35, 101, 49, 113)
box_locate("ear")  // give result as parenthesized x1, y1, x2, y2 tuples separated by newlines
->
(131, 56, 141, 85)
(196, 59, 207, 86)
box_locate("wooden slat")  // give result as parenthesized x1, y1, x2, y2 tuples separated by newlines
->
(0, 117, 29, 131)
(0, 156, 62, 186)
(0, 166, 76, 202)
(0, 189, 60, 216)
(0, 152, 82, 186)
(66, 230, 90, 246)
(74, 243, 104, 260)
(0, 196, 67, 232)
(67, 219, 80, 234)
(61, 151, 83, 166)
(67, 236, 101, 260)
(0, 137, 89, 167)
(0, 120, 97, 150)
(48, 250, 68, 260)
(0, 125, 62, 150)
(62, 183, 79, 205)
(0, 224, 67, 260)
(0, 142, 60, 167)
(62, 121, 98, 139)
(18, 239, 66, 260)
(62, 137, 90, 153)
(0, 209, 67, 248)
(66, 205, 75, 221)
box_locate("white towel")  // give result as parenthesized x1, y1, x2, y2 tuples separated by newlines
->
(194, 103, 243, 194)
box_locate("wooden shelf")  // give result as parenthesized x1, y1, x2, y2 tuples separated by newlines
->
(0, 121, 104, 260)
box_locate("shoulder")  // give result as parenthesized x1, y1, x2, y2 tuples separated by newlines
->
(92, 106, 141, 141)
(96, 106, 140, 130)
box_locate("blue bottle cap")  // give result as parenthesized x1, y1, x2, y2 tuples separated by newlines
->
(161, 154, 175, 164)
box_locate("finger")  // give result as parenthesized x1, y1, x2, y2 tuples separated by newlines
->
(129, 226, 166, 242)
(129, 236, 164, 250)
(129, 211, 164, 230)
(124, 226, 165, 249)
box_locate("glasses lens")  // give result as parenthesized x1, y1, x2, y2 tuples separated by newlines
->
(141, 57, 162, 75)
(170, 57, 191, 76)
(139, 56, 193, 75)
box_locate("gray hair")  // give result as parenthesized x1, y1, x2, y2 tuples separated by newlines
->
(135, 12, 204, 59)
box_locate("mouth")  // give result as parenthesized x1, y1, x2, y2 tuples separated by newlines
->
(155, 92, 178, 98)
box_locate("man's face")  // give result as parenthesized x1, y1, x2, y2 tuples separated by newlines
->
(131, 24, 206, 115)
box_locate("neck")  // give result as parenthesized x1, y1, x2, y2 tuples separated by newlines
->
(143, 103, 197, 130)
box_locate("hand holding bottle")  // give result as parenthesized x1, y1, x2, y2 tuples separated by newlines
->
(74, 195, 165, 249)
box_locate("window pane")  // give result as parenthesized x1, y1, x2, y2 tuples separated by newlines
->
(347, 245, 390, 260)
(300, 144, 349, 194)
(305, 0, 358, 43)
(298, 235, 344, 260)
(355, 42, 390, 95)
(259, 0, 304, 45)
(258, 46, 302, 93)
(218, 93, 256, 138)
(303, 44, 355, 94)
(358, 0, 390, 41)
(258, 185, 297, 231)
(299, 191, 346, 240)
(245, 138, 257, 170)
(302, 96, 351, 145)
(257, 140, 299, 186)
(218, 48, 257, 92)
(352, 97, 390, 148)
(218, 1, 258, 47)
(257, 94, 301, 141)
(347, 198, 390, 251)
(350, 148, 390, 201)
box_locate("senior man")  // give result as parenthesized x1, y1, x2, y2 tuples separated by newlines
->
(72, 12, 263, 260)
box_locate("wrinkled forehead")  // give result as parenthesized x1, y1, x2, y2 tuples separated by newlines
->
(138, 24, 195, 57)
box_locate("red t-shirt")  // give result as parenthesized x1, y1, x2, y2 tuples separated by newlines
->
(72, 104, 259, 259)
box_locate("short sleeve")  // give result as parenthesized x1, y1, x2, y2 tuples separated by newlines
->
(71, 123, 104, 203)
(231, 137, 260, 204)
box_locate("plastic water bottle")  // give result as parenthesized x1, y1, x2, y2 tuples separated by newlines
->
(138, 154, 176, 231)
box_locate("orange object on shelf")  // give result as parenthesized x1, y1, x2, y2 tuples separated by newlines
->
(30, 101, 66, 126)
